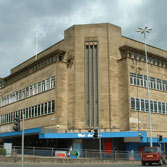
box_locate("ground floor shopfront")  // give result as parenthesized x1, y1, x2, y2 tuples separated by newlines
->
(0, 127, 167, 158)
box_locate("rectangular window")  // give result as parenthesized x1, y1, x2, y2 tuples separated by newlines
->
(130, 73, 134, 85)
(158, 102, 162, 113)
(145, 100, 149, 112)
(34, 106, 37, 117)
(136, 98, 140, 111)
(134, 53, 137, 59)
(42, 81, 45, 92)
(134, 76, 137, 85)
(25, 108, 28, 119)
(144, 76, 147, 87)
(150, 78, 156, 89)
(154, 101, 157, 113)
(38, 105, 40, 116)
(161, 61, 164, 67)
(29, 86, 33, 96)
(157, 59, 160, 66)
(141, 99, 145, 111)
(162, 81, 166, 91)
(162, 103, 165, 114)
(48, 102, 51, 113)
(46, 79, 50, 90)
(25, 87, 29, 97)
(45, 103, 47, 114)
(51, 76, 55, 88)
(32, 106, 34, 117)
(28, 107, 31, 118)
(139, 55, 142, 61)
(137, 74, 142, 86)
(131, 98, 135, 110)
(148, 57, 152, 64)
(52, 101, 55, 113)
(32, 85, 35, 95)
(150, 101, 153, 112)
(41, 104, 44, 115)
(153, 58, 156, 65)
(38, 82, 42, 93)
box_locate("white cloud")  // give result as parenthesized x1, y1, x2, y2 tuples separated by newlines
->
(0, 0, 166, 77)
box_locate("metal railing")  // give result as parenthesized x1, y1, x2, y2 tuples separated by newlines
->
(8, 146, 141, 161)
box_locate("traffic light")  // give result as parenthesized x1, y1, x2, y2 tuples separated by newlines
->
(93, 128, 99, 139)
(159, 135, 163, 141)
(13, 116, 20, 132)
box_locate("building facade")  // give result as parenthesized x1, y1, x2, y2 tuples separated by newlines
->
(0, 23, 167, 155)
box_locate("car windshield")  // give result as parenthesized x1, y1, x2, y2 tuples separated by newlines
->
(143, 147, 159, 153)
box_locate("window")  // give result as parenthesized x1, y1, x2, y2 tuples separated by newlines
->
(41, 104, 44, 115)
(134, 53, 137, 59)
(42, 81, 45, 92)
(1, 76, 55, 107)
(157, 79, 161, 90)
(130, 73, 134, 84)
(154, 101, 157, 113)
(122, 52, 127, 58)
(48, 102, 51, 113)
(34, 106, 37, 117)
(139, 55, 142, 61)
(150, 101, 153, 112)
(38, 82, 41, 93)
(136, 98, 140, 111)
(29, 107, 31, 118)
(131, 98, 135, 110)
(158, 102, 162, 114)
(44, 103, 47, 114)
(26, 108, 28, 119)
(161, 61, 164, 67)
(145, 100, 149, 112)
(165, 63, 167, 68)
(153, 58, 156, 65)
(162, 103, 165, 114)
(38, 105, 40, 116)
(148, 57, 152, 64)
(29, 86, 33, 96)
(162, 81, 167, 91)
(52, 101, 55, 113)
(157, 59, 160, 66)
(51, 76, 55, 88)
(150, 78, 156, 89)
(144, 76, 147, 87)
(46, 78, 50, 90)
(129, 52, 132, 58)
(141, 99, 145, 111)
(137, 74, 142, 86)
(32, 106, 34, 117)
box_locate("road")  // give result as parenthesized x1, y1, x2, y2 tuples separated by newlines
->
(0, 162, 163, 167)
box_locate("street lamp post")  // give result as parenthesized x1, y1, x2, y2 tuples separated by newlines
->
(137, 27, 152, 147)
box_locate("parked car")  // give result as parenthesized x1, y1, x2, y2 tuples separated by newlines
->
(141, 147, 166, 166)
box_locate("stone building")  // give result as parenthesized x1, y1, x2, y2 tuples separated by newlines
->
(0, 23, 167, 154)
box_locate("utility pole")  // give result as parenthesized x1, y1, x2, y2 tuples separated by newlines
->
(137, 27, 152, 147)
(22, 114, 25, 167)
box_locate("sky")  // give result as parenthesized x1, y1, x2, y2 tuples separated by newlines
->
(0, 0, 167, 77)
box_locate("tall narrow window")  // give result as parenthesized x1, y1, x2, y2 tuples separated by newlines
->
(141, 99, 145, 111)
(85, 42, 99, 128)
(136, 98, 140, 111)
(145, 100, 149, 112)
(131, 98, 135, 110)
(154, 101, 157, 113)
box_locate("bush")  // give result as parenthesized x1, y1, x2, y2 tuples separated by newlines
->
(0, 148, 6, 155)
